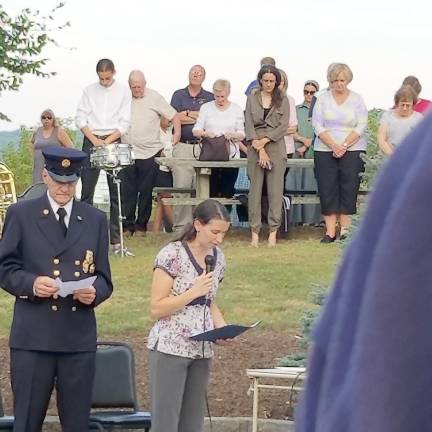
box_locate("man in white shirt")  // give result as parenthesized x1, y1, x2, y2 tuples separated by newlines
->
(121, 70, 180, 235)
(75, 58, 131, 252)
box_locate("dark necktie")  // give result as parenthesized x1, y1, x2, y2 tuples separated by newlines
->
(57, 207, 67, 237)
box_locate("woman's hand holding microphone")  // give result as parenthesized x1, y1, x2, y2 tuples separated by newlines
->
(190, 272, 213, 299)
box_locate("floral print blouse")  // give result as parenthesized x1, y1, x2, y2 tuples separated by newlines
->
(147, 241, 226, 359)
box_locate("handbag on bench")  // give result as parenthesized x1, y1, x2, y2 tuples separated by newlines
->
(194, 136, 230, 161)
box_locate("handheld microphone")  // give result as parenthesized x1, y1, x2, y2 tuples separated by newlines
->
(205, 255, 215, 274)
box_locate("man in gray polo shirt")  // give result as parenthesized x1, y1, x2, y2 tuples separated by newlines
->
(170, 65, 214, 230)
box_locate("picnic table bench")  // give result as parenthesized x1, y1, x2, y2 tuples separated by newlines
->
(154, 157, 367, 207)
(155, 158, 321, 206)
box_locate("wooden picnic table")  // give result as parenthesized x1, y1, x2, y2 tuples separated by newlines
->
(155, 157, 315, 205)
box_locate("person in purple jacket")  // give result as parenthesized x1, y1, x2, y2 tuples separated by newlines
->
(295, 114, 432, 432)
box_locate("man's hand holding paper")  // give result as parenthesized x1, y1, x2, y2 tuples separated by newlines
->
(54, 276, 97, 304)
(73, 286, 96, 305)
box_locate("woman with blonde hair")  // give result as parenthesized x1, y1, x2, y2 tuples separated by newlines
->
(312, 63, 368, 242)
(31, 109, 73, 183)
(193, 79, 246, 201)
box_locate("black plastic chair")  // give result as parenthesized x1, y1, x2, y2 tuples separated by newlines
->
(17, 182, 47, 201)
(89, 341, 151, 431)
(0, 388, 14, 431)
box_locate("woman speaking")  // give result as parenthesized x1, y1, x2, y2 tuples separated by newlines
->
(148, 199, 231, 432)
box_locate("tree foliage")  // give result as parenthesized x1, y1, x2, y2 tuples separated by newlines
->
(2, 127, 33, 194)
(0, 3, 69, 121)
(362, 108, 386, 189)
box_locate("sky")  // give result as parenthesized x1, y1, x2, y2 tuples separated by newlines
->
(1, 0, 431, 130)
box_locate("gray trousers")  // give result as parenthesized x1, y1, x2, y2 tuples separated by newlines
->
(171, 143, 200, 231)
(150, 350, 211, 432)
(247, 142, 286, 233)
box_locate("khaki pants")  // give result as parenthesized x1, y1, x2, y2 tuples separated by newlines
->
(171, 142, 200, 231)
(247, 142, 286, 233)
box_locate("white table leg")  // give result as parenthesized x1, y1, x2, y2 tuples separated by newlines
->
(252, 377, 259, 432)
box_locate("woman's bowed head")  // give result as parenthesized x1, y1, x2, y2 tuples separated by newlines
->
(173, 198, 231, 248)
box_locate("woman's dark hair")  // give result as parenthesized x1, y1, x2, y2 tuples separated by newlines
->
(96, 58, 115, 73)
(172, 199, 230, 242)
(257, 65, 283, 108)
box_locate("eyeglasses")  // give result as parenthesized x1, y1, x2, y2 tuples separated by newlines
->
(41, 116, 53, 120)
(303, 90, 316, 96)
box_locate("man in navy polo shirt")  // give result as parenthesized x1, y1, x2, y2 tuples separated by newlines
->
(170, 65, 214, 230)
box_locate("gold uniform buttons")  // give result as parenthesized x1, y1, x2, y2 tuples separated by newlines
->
(51, 305, 58, 311)
(53, 258, 60, 265)
(75, 260, 80, 266)
(71, 306, 77, 312)
(74, 271, 80, 277)
(53, 270, 60, 277)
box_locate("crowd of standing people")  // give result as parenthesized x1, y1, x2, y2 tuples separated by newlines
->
(30, 57, 430, 247)
(3, 54, 431, 432)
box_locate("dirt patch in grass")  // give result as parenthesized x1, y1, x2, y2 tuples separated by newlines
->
(0, 329, 300, 420)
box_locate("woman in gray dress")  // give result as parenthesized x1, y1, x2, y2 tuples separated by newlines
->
(31, 109, 73, 183)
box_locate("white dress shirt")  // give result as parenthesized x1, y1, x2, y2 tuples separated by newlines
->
(47, 192, 73, 228)
(75, 80, 132, 135)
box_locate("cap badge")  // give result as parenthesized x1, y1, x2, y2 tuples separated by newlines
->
(61, 159, 71, 168)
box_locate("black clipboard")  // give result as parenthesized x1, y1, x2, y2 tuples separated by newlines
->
(189, 321, 261, 342)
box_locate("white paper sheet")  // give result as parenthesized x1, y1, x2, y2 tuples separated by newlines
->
(54, 276, 97, 298)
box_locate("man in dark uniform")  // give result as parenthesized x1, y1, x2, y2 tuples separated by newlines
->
(0, 146, 113, 432)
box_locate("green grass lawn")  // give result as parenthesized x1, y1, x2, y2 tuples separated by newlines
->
(0, 228, 342, 338)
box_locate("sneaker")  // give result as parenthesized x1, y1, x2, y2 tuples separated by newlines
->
(320, 234, 336, 244)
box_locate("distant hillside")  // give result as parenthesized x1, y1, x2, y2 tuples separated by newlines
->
(0, 130, 20, 152)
